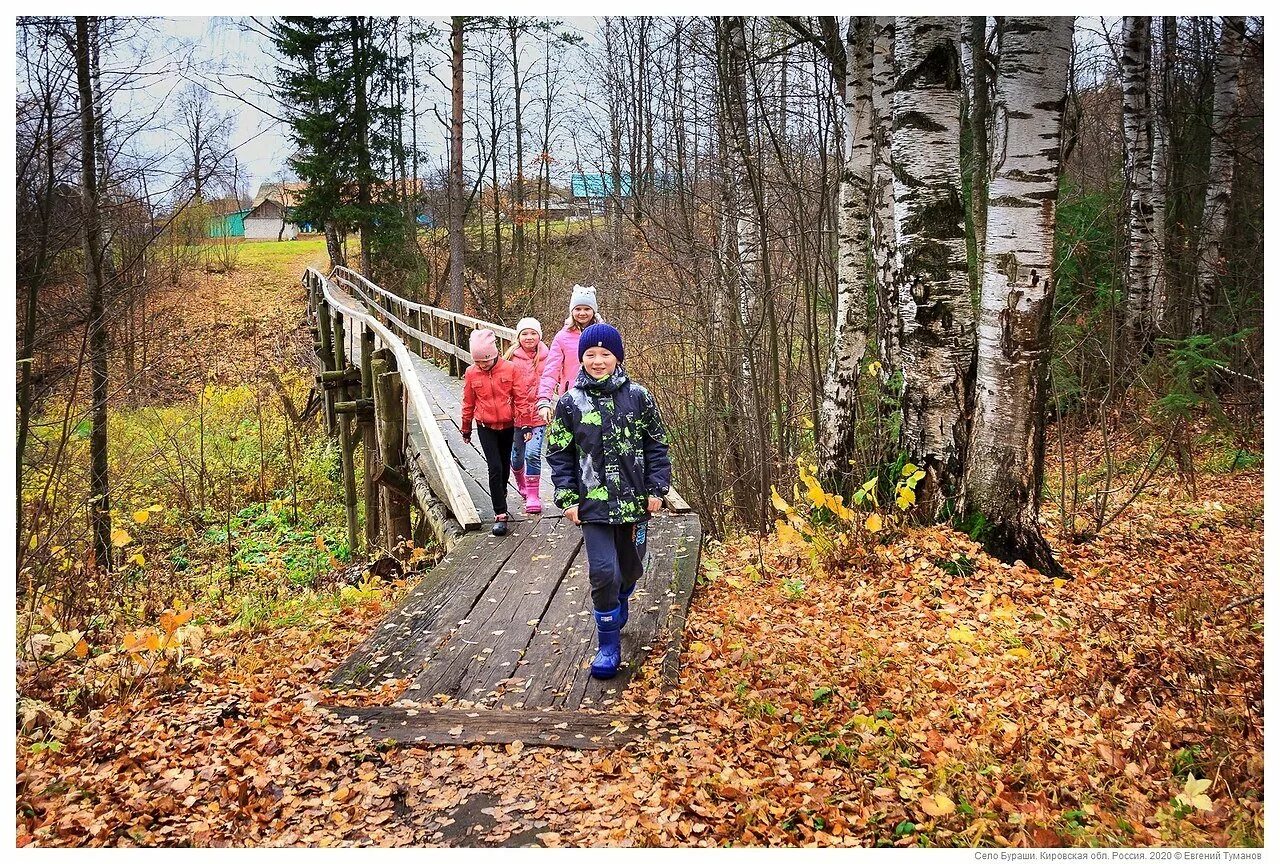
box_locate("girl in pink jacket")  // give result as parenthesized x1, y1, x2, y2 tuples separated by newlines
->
(536, 284, 603, 423)
(505, 317, 549, 513)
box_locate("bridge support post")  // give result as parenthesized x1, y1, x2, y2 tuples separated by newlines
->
(448, 317, 461, 377)
(413, 307, 425, 357)
(372, 349, 413, 550)
(332, 312, 360, 555)
(316, 298, 337, 437)
(359, 326, 379, 550)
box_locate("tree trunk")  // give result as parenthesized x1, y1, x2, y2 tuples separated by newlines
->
(509, 20, 526, 295)
(969, 17, 990, 288)
(1121, 16, 1156, 350)
(353, 17, 374, 278)
(449, 16, 466, 315)
(818, 17, 873, 485)
(963, 16, 1073, 578)
(76, 16, 113, 572)
(892, 16, 972, 514)
(1149, 16, 1176, 330)
(325, 223, 346, 269)
(869, 17, 899, 375)
(1192, 16, 1245, 335)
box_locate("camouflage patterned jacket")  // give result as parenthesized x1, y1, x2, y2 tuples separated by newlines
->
(545, 367, 671, 524)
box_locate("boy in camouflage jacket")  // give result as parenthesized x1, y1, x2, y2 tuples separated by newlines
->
(545, 323, 671, 679)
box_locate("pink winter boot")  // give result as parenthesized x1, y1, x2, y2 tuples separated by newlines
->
(513, 467, 527, 504)
(524, 474, 543, 514)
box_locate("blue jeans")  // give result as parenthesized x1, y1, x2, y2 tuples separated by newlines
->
(510, 425, 545, 476)
(581, 521, 648, 612)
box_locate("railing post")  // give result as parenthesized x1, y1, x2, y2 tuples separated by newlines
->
(359, 325, 379, 550)
(332, 311, 360, 556)
(449, 316, 461, 377)
(413, 306, 425, 357)
(316, 295, 336, 436)
(372, 349, 412, 549)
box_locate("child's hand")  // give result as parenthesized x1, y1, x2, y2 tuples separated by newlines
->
(462, 431, 471, 445)
(538, 406, 553, 424)
(565, 506, 580, 525)
(647, 496, 663, 514)
(523, 429, 532, 443)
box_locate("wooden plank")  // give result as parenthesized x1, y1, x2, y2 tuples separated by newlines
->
(327, 705, 648, 750)
(389, 518, 539, 695)
(464, 517, 584, 702)
(412, 517, 579, 700)
(660, 514, 703, 687)
(328, 531, 489, 688)
(496, 540, 595, 710)
(330, 520, 535, 688)
(567, 514, 689, 709)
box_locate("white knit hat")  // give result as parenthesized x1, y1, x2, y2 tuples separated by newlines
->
(515, 317, 542, 340)
(568, 284, 598, 316)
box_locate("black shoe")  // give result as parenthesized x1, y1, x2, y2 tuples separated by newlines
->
(491, 515, 508, 537)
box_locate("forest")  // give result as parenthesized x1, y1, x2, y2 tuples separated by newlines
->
(15, 15, 1264, 848)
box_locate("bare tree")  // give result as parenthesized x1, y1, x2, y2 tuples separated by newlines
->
(1192, 16, 1245, 334)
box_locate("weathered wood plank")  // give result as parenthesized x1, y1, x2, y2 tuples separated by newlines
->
(465, 516, 584, 702)
(329, 521, 535, 688)
(329, 705, 648, 749)
(412, 517, 573, 699)
(329, 531, 489, 688)
(660, 514, 703, 687)
(496, 541, 595, 710)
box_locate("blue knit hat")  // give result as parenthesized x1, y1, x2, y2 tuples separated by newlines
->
(578, 323, 624, 364)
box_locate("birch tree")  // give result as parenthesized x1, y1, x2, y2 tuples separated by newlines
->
(818, 17, 872, 483)
(869, 17, 899, 376)
(891, 16, 972, 511)
(963, 16, 1073, 577)
(1193, 16, 1245, 334)
(1120, 16, 1156, 349)
(1148, 17, 1176, 329)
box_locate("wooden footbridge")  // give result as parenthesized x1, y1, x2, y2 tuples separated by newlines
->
(303, 267, 701, 749)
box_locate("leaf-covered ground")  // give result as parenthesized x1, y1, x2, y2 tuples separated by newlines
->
(17, 464, 1262, 847)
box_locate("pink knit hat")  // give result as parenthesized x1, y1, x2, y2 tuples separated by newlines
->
(469, 328, 498, 362)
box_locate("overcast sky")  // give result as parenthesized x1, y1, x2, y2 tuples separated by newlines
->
(139, 16, 604, 197)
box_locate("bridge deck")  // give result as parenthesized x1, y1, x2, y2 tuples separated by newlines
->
(324, 281, 701, 748)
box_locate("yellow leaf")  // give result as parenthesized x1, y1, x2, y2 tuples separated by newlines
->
(122, 632, 138, 652)
(901, 463, 919, 477)
(144, 632, 161, 651)
(1053, 577, 1067, 589)
(867, 360, 882, 377)
(132, 509, 150, 524)
(1006, 647, 1031, 659)
(110, 527, 133, 547)
(947, 625, 975, 644)
(920, 793, 956, 817)
(770, 486, 792, 514)
(128, 552, 146, 568)
(1177, 775, 1213, 811)
(898, 486, 916, 506)
(865, 513, 883, 533)
(73, 639, 89, 659)
(148, 503, 164, 512)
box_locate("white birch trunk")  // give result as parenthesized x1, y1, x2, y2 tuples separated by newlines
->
(892, 16, 972, 507)
(819, 17, 873, 482)
(870, 17, 900, 376)
(1149, 17, 1176, 329)
(1193, 16, 1245, 334)
(963, 16, 1073, 577)
(723, 16, 759, 403)
(1121, 16, 1156, 347)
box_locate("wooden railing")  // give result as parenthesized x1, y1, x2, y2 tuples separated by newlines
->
(330, 266, 516, 373)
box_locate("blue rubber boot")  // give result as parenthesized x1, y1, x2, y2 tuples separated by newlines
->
(619, 585, 635, 629)
(590, 606, 623, 679)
